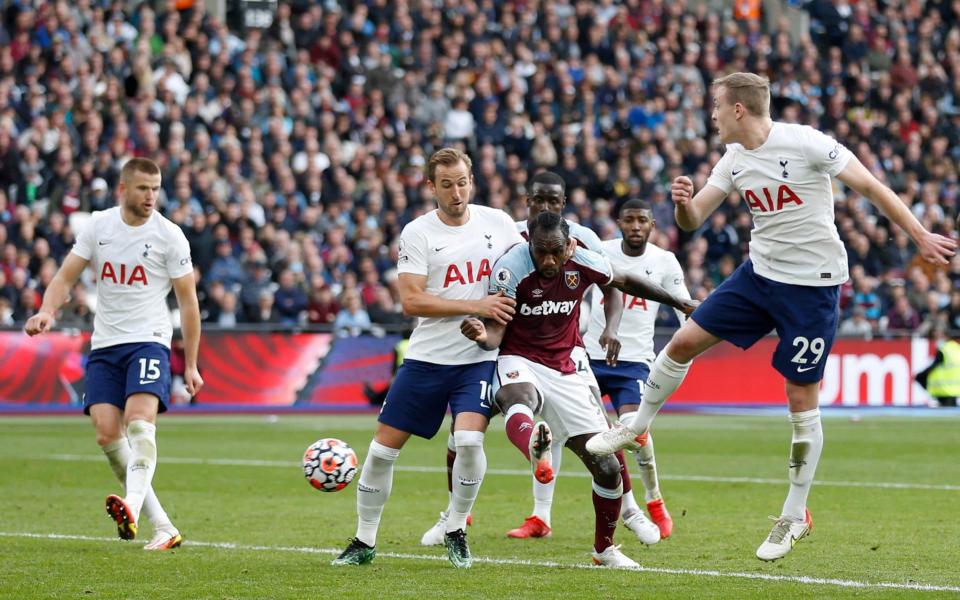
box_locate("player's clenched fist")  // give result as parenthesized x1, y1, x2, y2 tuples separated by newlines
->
(671, 176, 694, 206)
(460, 317, 487, 343)
(24, 311, 55, 336)
(475, 291, 515, 325)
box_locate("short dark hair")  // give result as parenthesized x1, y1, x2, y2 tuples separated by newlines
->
(120, 157, 161, 181)
(529, 210, 569, 239)
(618, 198, 652, 213)
(530, 171, 566, 194)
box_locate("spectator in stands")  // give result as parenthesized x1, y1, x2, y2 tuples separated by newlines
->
(273, 268, 308, 326)
(307, 283, 339, 325)
(333, 289, 371, 337)
(207, 240, 245, 289)
(838, 305, 874, 340)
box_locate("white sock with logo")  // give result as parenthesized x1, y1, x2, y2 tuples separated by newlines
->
(355, 440, 400, 547)
(102, 437, 175, 533)
(781, 408, 823, 522)
(531, 439, 563, 526)
(632, 352, 691, 434)
(619, 411, 662, 502)
(124, 420, 157, 522)
(447, 430, 486, 533)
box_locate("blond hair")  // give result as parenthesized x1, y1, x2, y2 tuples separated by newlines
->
(426, 148, 472, 183)
(120, 157, 161, 181)
(713, 72, 770, 117)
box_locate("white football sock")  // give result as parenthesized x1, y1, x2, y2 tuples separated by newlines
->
(102, 437, 174, 532)
(355, 440, 400, 547)
(447, 430, 486, 533)
(781, 408, 823, 522)
(445, 432, 457, 512)
(125, 420, 157, 522)
(619, 411, 662, 502)
(632, 352, 691, 434)
(531, 438, 563, 526)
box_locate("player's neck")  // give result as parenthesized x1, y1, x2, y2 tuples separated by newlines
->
(620, 240, 646, 258)
(735, 118, 774, 151)
(437, 205, 470, 227)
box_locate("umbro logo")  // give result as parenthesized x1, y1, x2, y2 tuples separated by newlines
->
(518, 422, 533, 432)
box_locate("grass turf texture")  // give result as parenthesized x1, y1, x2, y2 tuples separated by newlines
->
(0, 414, 958, 599)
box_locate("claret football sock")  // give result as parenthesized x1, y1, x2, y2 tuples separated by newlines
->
(504, 404, 536, 460)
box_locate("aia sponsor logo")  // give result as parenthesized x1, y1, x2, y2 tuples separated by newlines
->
(744, 185, 804, 213)
(443, 259, 492, 287)
(100, 261, 148, 286)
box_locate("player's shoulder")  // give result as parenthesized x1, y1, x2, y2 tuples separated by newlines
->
(600, 238, 622, 254)
(566, 220, 603, 252)
(494, 240, 533, 270)
(571, 245, 611, 273)
(773, 122, 830, 146)
(470, 204, 513, 227)
(400, 210, 437, 235)
(647, 242, 681, 265)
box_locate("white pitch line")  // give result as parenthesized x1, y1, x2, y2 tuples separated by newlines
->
(45, 454, 960, 492)
(2, 531, 958, 593)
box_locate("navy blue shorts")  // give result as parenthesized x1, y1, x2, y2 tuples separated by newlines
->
(691, 260, 839, 383)
(589, 360, 650, 412)
(84, 342, 171, 415)
(379, 359, 495, 439)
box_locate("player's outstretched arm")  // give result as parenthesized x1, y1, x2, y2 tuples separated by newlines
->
(837, 157, 957, 265)
(24, 253, 89, 336)
(599, 286, 622, 366)
(607, 268, 699, 317)
(672, 176, 728, 232)
(460, 316, 506, 351)
(399, 273, 516, 325)
(172, 272, 204, 396)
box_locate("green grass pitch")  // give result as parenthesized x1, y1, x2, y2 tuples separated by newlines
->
(1, 414, 958, 599)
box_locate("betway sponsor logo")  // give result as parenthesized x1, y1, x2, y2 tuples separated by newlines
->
(519, 300, 577, 316)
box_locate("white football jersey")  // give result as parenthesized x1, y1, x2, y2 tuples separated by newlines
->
(398, 205, 523, 365)
(583, 240, 690, 364)
(72, 207, 194, 350)
(706, 122, 853, 286)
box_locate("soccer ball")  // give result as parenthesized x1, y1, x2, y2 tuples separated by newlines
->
(303, 438, 358, 492)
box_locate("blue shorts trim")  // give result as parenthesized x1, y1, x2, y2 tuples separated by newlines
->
(589, 360, 650, 412)
(378, 359, 495, 439)
(84, 343, 171, 415)
(691, 260, 839, 383)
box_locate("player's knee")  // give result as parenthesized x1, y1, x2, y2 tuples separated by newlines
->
(591, 455, 622, 487)
(494, 387, 537, 413)
(95, 431, 123, 448)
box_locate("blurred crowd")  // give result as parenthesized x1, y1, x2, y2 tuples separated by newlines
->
(0, 0, 958, 338)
